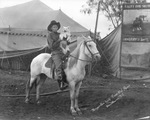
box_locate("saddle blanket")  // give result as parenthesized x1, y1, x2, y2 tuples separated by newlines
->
(45, 57, 52, 68)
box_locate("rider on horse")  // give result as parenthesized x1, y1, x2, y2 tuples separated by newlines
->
(47, 20, 68, 90)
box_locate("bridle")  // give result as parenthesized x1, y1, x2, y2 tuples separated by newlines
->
(84, 40, 99, 59)
(69, 40, 99, 63)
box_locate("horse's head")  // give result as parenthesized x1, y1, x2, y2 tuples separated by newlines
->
(82, 36, 101, 61)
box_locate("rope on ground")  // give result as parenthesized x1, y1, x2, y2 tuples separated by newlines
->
(0, 86, 104, 97)
(1, 81, 150, 98)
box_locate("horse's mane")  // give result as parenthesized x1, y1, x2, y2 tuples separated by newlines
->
(68, 40, 84, 69)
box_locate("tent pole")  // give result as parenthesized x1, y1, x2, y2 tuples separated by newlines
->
(119, 3, 125, 80)
(94, 1, 100, 43)
(119, 25, 123, 80)
(88, 1, 100, 76)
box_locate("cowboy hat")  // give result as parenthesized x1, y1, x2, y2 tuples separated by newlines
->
(47, 20, 61, 31)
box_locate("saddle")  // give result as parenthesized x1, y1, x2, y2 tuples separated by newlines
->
(45, 57, 56, 79)
(45, 55, 69, 81)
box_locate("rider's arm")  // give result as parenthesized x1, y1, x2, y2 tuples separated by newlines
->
(47, 33, 61, 50)
(52, 39, 61, 48)
(47, 33, 53, 50)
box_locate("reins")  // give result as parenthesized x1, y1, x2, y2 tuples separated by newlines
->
(68, 40, 99, 63)
(69, 54, 92, 62)
(84, 40, 99, 59)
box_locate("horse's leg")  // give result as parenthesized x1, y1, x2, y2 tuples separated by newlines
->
(36, 74, 47, 104)
(25, 78, 31, 103)
(25, 76, 37, 103)
(69, 81, 77, 116)
(74, 81, 82, 115)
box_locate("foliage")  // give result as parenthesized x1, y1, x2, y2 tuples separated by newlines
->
(81, 0, 147, 29)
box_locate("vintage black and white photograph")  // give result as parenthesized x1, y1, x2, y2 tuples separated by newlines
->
(1, 0, 150, 120)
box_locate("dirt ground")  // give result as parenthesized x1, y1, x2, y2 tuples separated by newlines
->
(0, 70, 150, 120)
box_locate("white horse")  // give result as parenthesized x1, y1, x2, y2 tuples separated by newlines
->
(25, 36, 101, 115)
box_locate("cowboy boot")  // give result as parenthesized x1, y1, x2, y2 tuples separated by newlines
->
(57, 74, 68, 90)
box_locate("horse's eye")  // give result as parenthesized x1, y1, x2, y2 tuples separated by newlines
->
(88, 44, 92, 47)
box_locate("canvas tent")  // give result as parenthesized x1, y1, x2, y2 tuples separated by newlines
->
(0, 0, 90, 36)
(0, 28, 47, 70)
(98, 25, 121, 77)
(0, 28, 47, 58)
(0, 0, 53, 28)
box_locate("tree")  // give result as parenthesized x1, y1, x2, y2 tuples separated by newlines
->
(81, 0, 147, 29)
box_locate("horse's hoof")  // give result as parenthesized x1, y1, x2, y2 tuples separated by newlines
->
(71, 111, 78, 116)
(77, 110, 82, 115)
(37, 101, 41, 105)
(25, 99, 30, 104)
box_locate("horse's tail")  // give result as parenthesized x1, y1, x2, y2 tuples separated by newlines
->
(26, 76, 38, 92)
(25, 75, 38, 103)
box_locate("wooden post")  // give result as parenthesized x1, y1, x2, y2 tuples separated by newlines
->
(88, 1, 100, 76)
(94, 1, 100, 43)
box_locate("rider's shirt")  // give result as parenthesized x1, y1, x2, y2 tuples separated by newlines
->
(47, 31, 62, 53)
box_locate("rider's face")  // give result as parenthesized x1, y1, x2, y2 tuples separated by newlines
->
(51, 25, 58, 32)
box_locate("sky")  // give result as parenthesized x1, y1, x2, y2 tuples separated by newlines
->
(0, 0, 150, 38)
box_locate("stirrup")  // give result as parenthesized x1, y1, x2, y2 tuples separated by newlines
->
(58, 80, 68, 90)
